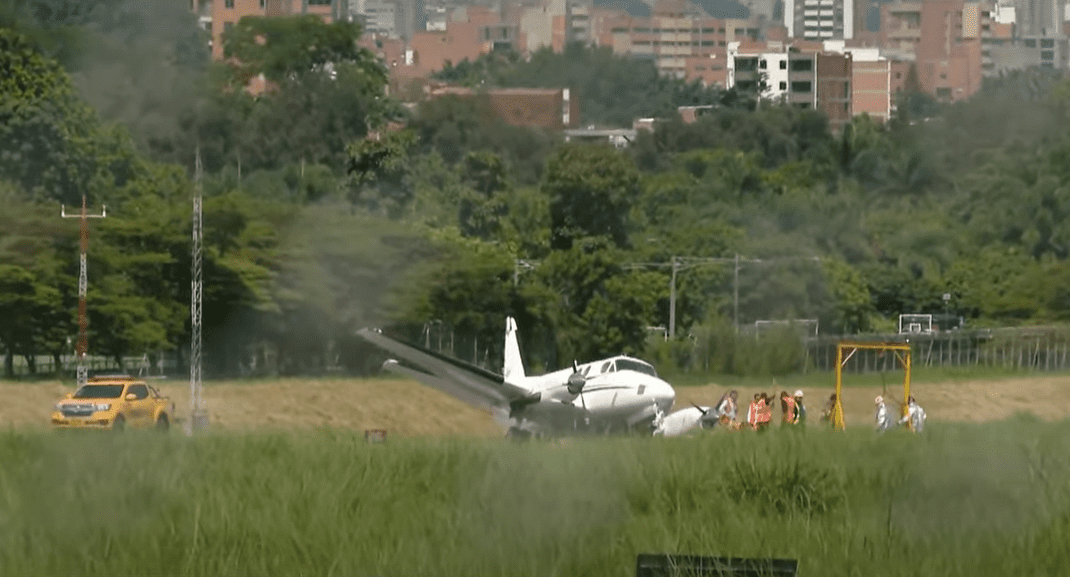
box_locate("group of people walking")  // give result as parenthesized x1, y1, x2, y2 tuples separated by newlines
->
(708, 389, 807, 432)
(707, 388, 927, 433)
(875, 394, 927, 432)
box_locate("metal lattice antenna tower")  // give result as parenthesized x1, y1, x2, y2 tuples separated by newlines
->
(60, 196, 106, 390)
(188, 148, 207, 434)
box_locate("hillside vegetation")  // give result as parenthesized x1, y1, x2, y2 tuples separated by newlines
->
(4, 4, 1070, 380)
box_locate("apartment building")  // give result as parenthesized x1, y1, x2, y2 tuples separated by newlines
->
(880, 0, 991, 101)
(784, 0, 855, 40)
(989, 34, 1070, 70)
(1017, 0, 1067, 35)
(727, 41, 854, 130)
(596, 0, 770, 79)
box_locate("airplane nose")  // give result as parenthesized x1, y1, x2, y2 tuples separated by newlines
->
(654, 379, 675, 411)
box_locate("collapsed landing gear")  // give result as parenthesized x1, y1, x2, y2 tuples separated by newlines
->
(506, 426, 534, 441)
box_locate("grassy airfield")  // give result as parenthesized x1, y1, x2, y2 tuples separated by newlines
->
(5, 369, 1070, 432)
(1, 418, 1069, 576)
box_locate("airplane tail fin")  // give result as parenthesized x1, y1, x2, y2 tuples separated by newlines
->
(503, 316, 526, 381)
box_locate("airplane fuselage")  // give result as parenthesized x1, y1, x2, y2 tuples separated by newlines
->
(509, 356, 676, 434)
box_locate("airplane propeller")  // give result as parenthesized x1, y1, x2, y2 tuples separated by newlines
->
(566, 360, 590, 425)
(566, 360, 586, 395)
(692, 402, 719, 428)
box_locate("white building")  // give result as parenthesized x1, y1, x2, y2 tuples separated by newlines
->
(784, 0, 853, 40)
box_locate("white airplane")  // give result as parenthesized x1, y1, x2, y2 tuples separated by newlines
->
(356, 317, 718, 437)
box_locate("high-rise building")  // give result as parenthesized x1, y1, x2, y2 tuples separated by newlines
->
(783, 0, 854, 40)
(1017, 0, 1066, 35)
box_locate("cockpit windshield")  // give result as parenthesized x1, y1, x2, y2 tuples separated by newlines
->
(613, 359, 658, 377)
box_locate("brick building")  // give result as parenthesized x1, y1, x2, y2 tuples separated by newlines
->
(879, 0, 1007, 102)
(595, 0, 775, 79)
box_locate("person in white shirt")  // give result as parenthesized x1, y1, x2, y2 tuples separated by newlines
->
(714, 390, 738, 423)
(875, 396, 894, 433)
(898, 395, 927, 432)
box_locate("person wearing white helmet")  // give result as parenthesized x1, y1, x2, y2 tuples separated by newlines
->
(792, 390, 806, 426)
(875, 395, 894, 432)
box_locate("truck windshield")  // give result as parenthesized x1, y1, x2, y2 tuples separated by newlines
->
(72, 385, 125, 399)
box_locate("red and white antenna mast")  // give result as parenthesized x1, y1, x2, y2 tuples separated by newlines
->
(60, 196, 106, 390)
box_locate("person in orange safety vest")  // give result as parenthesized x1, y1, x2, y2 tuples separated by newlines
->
(755, 392, 774, 432)
(747, 393, 761, 430)
(780, 391, 796, 426)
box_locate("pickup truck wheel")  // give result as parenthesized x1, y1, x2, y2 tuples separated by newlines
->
(156, 414, 169, 432)
(112, 415, 126, 432)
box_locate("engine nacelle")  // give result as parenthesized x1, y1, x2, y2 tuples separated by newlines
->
(566, 372, 585, 395)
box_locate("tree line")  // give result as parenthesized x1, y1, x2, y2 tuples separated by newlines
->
(3, 2, 1070, 379)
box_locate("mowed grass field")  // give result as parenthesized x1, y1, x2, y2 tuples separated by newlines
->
(4, 370, 1070, 433)
(1, 420, 1069, 576)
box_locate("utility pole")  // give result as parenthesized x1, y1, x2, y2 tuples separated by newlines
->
(60, 196, 106, 390)
(632, 254, 822, 337)
(668, 256, 679, 338)
(188, 148, 208, 435)
(734, 253, 740, 332)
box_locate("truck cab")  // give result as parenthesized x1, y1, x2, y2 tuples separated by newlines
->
(51, 375, 174, 431)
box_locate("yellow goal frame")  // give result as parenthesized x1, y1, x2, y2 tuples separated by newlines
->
(833, 341, 911, 431)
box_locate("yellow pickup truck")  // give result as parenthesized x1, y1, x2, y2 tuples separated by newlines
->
(51, 375, 175, 431)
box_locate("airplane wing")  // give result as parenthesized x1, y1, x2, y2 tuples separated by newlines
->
(356, 327, 535, 412)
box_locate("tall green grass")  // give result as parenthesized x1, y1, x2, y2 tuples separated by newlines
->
(2, 419, 1069, 576)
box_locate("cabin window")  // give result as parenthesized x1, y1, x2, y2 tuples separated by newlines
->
(601, 361, 612, 373)
(637, 385, 646, 395)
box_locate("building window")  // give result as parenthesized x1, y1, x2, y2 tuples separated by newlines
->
(791, 80, 812, 92)
(843, 102, 849, 113)
(789, 59, 813, 72)
(1042, 62, 1055, 68)
(779, 60, 787, 69)
(1024, 39, 1036, 47)
(1041, 39, 1055, 48)
(736, 57, 759, 71)
(734, 28, 744, 35)
(1041, 50, 1055, 60)
(779, 81, 787, 90)
(844, 82, 850, 97)
(225, 0, 233, 7)
(936, 87, 951, 98)
(224, 21, 233, 33)
(759, 59, 767, 69)
(308, 0, 332, 4)
(612, 27, 627, 33)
